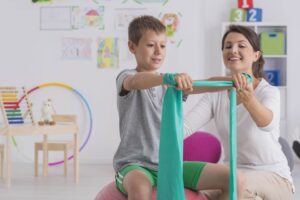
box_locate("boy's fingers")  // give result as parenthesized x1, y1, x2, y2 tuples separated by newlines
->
(174, 73, 194, 91)
(177, 79, 183, 89)
(183, 78, 189, 89)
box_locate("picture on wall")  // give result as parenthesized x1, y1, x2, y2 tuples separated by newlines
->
(71, 6, 105, 30)
(97, 37, 119, 69)
(123, 0, 168, 5)
(114, 8, 149, 31)
(61, 37, 92, 60)
(33, 0, 52, 3)
(40, 7, 73, 30)
(40, 6, 105, 31)
(160, 12, 183, 47)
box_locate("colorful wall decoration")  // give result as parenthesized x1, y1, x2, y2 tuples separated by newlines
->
(97, 37, 119, 68)
(61, 37, 93, 60)
(160, 12, 183, 47)
(72, 6, 105, 30)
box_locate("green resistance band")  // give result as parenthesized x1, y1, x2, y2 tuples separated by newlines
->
(160, 74, 238, 200)
(193, 80, 237, 200)
(192, 80, 233, 87)
(242, 72, 253, 83)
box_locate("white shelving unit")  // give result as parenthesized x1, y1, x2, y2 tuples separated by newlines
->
(221, 22, 287, 134)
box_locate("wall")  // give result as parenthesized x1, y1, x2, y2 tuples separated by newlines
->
(0, 0, 204, 163)
(1, 0, 300, 164)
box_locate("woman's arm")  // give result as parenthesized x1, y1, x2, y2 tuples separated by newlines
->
(243, 93, 273, 127)
(232, 73, 275, 128)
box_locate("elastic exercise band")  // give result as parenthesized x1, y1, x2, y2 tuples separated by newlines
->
(157, 80, 237, 200)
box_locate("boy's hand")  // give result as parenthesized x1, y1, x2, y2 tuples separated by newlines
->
(174, 73, 193, 92)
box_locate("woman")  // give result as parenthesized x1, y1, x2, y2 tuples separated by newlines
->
(184, 25, 294, 199)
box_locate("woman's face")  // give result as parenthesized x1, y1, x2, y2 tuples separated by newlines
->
(222, 32, 260, 74)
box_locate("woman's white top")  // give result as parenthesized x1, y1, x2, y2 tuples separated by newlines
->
(184, 79, 293, 187)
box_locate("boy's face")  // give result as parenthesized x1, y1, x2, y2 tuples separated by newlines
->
(129, 30, 167, 72)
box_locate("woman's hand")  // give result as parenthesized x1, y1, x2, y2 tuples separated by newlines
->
(232, 73, 254, 103)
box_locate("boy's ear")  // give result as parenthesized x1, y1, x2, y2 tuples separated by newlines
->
(128, 41, 136, 53)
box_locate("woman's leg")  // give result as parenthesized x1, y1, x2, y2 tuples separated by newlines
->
(197, 163, 245, 200)
(242, 170, 293, 200)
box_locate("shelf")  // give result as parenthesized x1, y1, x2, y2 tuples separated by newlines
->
(264, 55, 287, 58)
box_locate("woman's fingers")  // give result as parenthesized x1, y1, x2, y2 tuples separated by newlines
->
(233, 73, 248, 91)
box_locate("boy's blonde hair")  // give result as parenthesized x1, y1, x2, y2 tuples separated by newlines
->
(128, 15, 166, 45)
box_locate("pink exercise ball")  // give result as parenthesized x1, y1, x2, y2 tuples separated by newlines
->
(95, 182, 208, 200)
(96, 131, 219, 200)
(184, 131, 221, 163)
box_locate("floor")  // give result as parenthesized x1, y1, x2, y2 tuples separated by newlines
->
(0, 163, 299, 199)
(0, 163, 114, 200)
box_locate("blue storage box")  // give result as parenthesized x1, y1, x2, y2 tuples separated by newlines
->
(264, 70, 281, 86)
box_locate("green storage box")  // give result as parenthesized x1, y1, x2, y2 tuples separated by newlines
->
(260, 32, 285, 55)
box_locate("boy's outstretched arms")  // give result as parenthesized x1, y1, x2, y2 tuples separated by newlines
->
(122, 72, 163, 91)
(122, 72, 193, 92)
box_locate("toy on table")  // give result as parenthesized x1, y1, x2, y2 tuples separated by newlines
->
(38, 98, 56, 126)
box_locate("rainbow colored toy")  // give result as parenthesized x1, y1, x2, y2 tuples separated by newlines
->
(0, 87, 35, 125)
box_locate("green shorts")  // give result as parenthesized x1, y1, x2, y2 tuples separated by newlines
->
(115, 161, 207, 195)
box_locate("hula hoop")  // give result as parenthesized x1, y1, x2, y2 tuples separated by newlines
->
(17, 83, 93, 166)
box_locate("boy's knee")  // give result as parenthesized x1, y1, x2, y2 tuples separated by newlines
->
(129, 184, 152, 200)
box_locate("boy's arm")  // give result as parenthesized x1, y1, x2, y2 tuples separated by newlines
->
(123, 72, 163, 91)
(123, 72, 193, 92)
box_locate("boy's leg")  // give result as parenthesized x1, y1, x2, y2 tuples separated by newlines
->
(115, 165, 156, 200)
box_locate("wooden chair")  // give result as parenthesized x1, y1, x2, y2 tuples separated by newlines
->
(34, 114, 77, 177)
(0, 87, 79, 187)
(0, 144, 4, 178)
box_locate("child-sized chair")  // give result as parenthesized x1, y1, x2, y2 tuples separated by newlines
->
(95, 131, 221, 200)
(34, 114, 77, 177)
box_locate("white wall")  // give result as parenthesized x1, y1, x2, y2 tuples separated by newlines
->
(1, 0, 300, 164)
(0, 0, 204, 163)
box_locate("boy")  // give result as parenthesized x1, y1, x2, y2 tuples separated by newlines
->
(113, 15, 244, 200)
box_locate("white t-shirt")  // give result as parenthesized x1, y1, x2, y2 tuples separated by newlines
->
(184, 79, 293, 185)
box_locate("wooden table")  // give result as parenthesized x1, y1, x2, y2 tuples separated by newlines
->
(0, 123, 79, 187)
